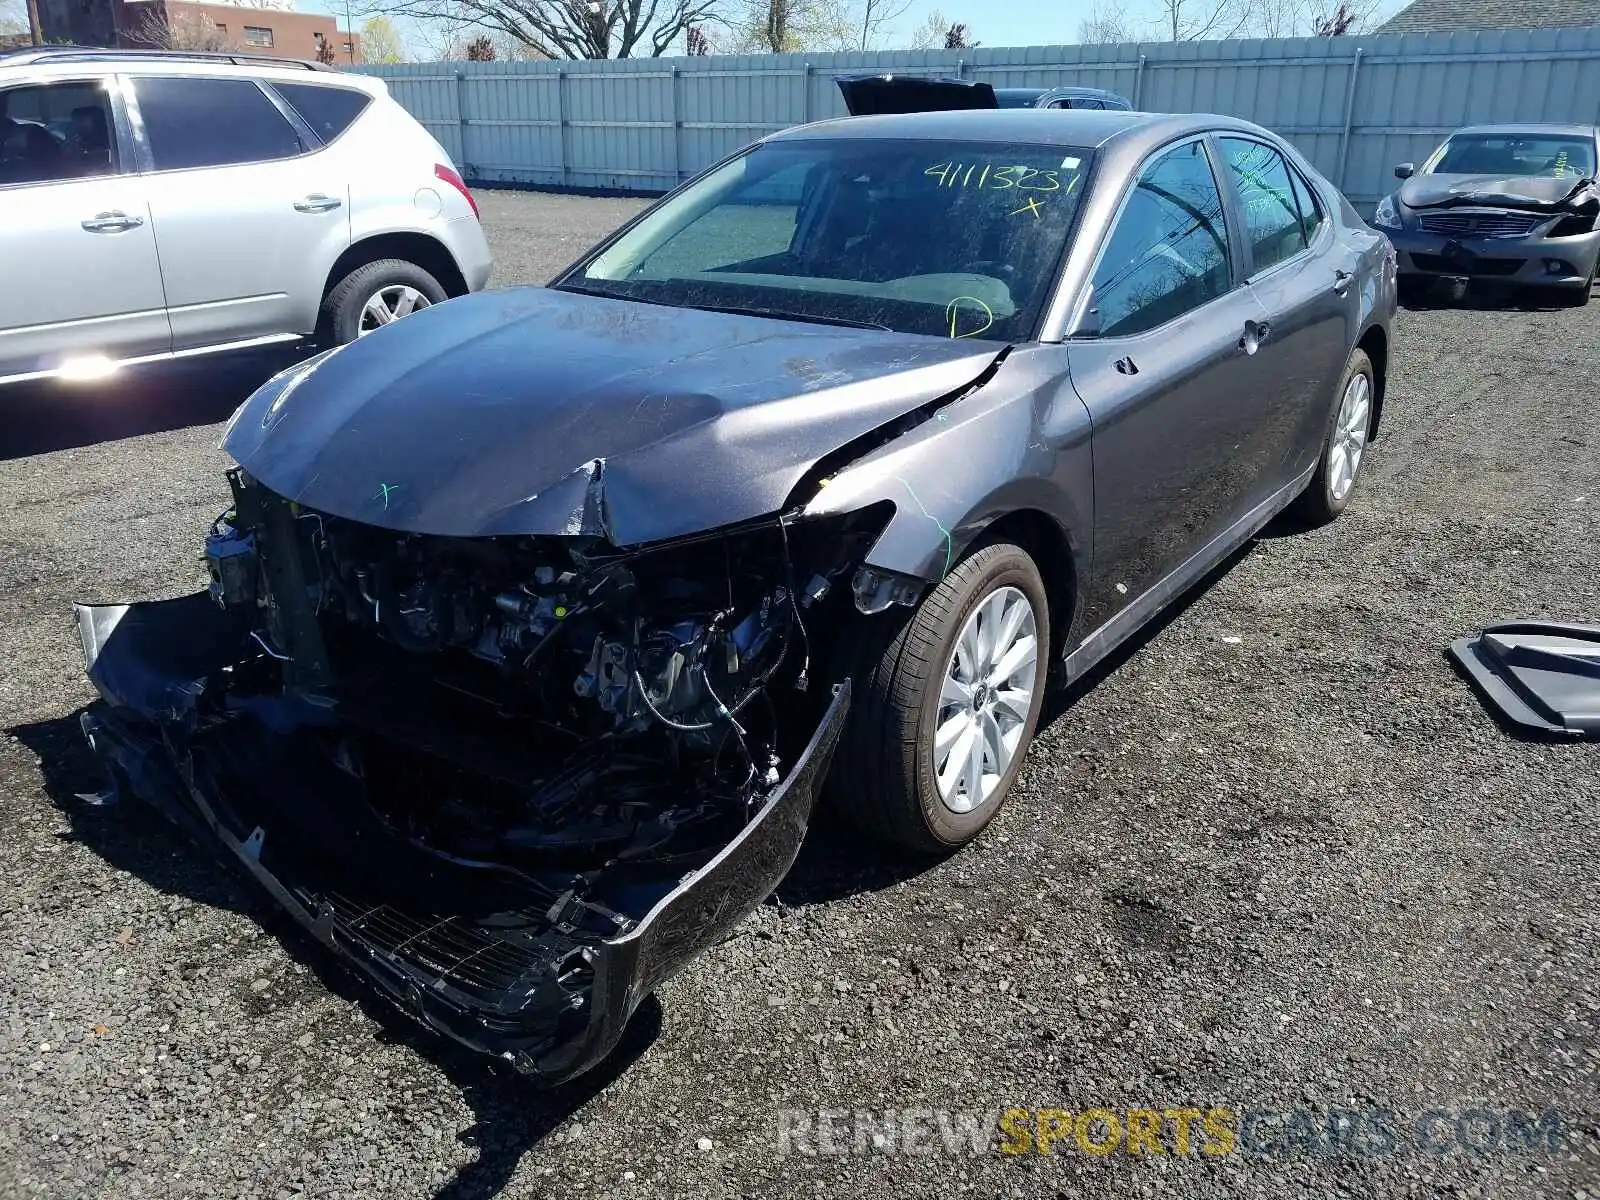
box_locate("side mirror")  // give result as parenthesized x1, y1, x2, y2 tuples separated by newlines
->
(1394, 163, 1415, 180)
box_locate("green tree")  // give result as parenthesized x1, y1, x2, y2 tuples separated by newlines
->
(360, 15, 407, 62)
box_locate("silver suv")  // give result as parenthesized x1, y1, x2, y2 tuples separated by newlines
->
(0, 49, 492, 386)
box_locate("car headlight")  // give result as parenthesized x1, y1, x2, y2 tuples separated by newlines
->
(1372, 194, 1402, 230)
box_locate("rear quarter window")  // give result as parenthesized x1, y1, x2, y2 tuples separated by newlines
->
(273, 83, 371, 143)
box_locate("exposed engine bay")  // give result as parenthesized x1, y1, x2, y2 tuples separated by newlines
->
(209, 467, 816, 867)
(79, 467, 877, 1080)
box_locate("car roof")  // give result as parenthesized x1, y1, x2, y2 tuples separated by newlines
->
(1449, 122, 1599, 139)
(0, 49, 387, 93)
(769, 108, 1266, 151)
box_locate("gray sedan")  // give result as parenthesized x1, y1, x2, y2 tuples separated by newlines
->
(1374, 122, 1600, 304)
(77, 109, 1396, 1081)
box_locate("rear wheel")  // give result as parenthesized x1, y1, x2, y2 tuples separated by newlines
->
(320, 259, 448, 346)
(1292, 347, 1375, 527)
(828, 542, 1050, 855)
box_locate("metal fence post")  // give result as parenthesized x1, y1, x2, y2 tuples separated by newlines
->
(670, 64, 681, 182)
(557, 67, 568, 189)
(1336, 48, 1364, 197)
(803, 62, 812, 123)
(453, 69, 467, 172)
(1133, 53, 1146, 109)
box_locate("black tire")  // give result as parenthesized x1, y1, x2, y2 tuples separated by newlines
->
(826, 542, 1051, 855)
(319, 259, 448, 346)
(1292, 347, 1375, 527)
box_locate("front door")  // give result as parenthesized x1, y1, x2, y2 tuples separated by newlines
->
(0, 77, 169, 382)
(1067, 137, 1281, 633)
(128, 74, 350, 350)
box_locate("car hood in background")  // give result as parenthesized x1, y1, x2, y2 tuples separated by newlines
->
(222, 287, 1003, 545)
(1398, 172, 1600, 213)
(835, 74, 998, 115)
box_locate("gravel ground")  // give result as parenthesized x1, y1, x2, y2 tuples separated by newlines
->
(1, 189, 1597, 1200)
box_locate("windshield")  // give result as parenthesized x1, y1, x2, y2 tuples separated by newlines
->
(563, 138, 1093, 342)
(1428, 133, 1596, 179)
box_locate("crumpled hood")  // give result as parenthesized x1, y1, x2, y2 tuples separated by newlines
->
(1398, 172, 1600, 213)
(223, 287, 1003, 545)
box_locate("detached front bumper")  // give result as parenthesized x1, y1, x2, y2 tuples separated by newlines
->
(76, 593, 848, 1084)
(1387, 225, 1600, 288)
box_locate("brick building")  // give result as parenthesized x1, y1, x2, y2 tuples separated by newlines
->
(34, 0, 361, 63)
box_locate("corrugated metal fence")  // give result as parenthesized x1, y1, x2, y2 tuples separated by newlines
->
(365, 27, 1600, 211)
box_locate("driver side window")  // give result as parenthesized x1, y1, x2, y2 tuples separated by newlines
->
(0, 80, 119, 188)
(1089, 140, 1232, 337)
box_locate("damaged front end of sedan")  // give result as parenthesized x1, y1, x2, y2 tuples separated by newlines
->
(74, 466, 892, 1083)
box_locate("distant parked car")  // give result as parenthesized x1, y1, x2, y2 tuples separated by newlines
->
(0, 48, 492, 387)
(835, 74, 1132, 115)
(1372, 122, 1600, 305)
(993, 86, 1132, 111)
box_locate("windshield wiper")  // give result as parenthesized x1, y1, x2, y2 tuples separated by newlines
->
(679, 303, 893, 332)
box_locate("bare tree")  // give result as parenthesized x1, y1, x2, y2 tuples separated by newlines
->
(1156, 0, 1249, 41)
(361, 0, 730, 59)
(129, 5, 234, 52)
(0, 0, 25, 35)
(851, 0, 910, 49)
(908, 8, 975, 50)
(1077, 3, 1136, 44)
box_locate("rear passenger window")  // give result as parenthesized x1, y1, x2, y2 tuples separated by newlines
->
(274, 83, 371, 143)
(1089, 140, 1232, 337)
(134, 76, 305, 171)
(1287, 163, 1324, 245)
(1219, 137, 1307, 274)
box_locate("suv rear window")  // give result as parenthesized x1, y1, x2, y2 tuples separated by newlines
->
(274, 83, 371, 143)
(134, 76, 305, 171)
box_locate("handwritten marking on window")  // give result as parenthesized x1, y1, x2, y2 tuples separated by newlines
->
(945, 296, 995, 339)
(1011, 196, 1045, 220)
(923, 163, 1063, 192)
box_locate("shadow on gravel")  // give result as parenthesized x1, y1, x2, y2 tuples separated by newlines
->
(1400, 279, 1593, 313)
(0, 349, 302, 461)
(10, 709, 663, 1200)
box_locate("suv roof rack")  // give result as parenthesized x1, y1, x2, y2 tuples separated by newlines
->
(0, 46, 333, 71)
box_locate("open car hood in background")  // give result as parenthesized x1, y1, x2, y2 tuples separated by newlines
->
(1398, 172, 1600, 213)
(835, 74, 998, 115)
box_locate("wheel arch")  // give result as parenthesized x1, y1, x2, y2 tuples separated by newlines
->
(323, 232, 470, 304)
(955, 505, 1080, 661)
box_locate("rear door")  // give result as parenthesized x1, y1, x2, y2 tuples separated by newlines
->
(127, 73, 352, 350)
(1066, 137, 1275, 628)
(1214, 135, 1352, 486)
(0, 76, 169, 381)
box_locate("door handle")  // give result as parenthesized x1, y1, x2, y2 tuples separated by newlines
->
(81, 211, 144, 233)
(1333, 268, 1354, 295)
(294, 194, 343, 213)
(1114, 355, 1139, 376)
(1238, 320, 1271, 355)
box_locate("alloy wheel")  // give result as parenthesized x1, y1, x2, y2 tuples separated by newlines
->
(1328, 370, 1372, 503)
(358, 285, 431, 335)
(932, 585, 1039, 814)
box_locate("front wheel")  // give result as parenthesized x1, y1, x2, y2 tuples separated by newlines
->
(1292, 347, 1375, 527)
(828, 542, 1050, 855)
(319, 259, 448, 346)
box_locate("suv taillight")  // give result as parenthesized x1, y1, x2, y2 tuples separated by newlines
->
(435, 163, 479, 220)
